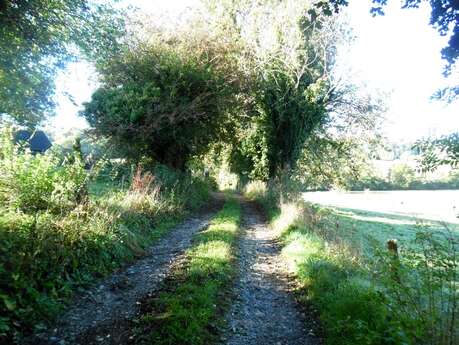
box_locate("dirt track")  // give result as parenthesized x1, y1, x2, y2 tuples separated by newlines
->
(28, 195, 224, 345)
(27, 195, 319, 345)
(222, 199, 319, 345)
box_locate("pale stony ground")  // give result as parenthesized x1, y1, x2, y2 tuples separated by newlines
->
(27, 195, 224, 345)
(221, 199, 319, 345)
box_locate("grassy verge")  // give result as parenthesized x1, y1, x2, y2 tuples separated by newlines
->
(245, 181, 458, 345)
(0, 131, 212, 342)
(132, 196, 241, 345)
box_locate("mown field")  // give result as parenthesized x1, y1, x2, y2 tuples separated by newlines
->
(303, 190, 459, 255)
(303, 190, 459, 224)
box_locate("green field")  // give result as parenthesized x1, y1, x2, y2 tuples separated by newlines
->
(303, 190, 459, 254)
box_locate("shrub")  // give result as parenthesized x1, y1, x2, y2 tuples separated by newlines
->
(0, 128, 88, 213)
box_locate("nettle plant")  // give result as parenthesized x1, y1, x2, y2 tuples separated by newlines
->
(373, 229, 458, 345)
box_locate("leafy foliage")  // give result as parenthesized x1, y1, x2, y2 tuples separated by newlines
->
(82, 33, 242, 170)
(415, 133, 459, 172)
(207, 1, 381, 181)
(209, 0, 338, 179)
(0, 0, 125, 125)
(295, 136, 370, 190)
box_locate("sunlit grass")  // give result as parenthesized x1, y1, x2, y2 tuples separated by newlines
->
(257, 200, 396, 344)
(134, 196, 241, 345)
(281, 230, 323, 273)
(256, 191, 458, 345)
(244, 180, 267, 200)
(271, 202, 301, 234)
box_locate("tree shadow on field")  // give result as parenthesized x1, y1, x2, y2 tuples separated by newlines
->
(321, 206, 459, 255)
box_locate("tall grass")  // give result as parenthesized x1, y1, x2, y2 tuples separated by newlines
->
(0, 128, 212, 342)
(244, 180, 458, 345)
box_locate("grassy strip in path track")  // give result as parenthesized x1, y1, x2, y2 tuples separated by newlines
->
(132, 195, 241, 345)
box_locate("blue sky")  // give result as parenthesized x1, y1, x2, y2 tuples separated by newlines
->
(48, 0, 458, 142)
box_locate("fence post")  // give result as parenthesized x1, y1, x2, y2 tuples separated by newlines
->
(387, 239, 400, 284)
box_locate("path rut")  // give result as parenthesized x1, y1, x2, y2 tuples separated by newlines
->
(222, 199, 319, 345)
(28, 195, 224, 345)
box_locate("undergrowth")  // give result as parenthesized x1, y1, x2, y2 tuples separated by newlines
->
(244, 180, 458, 345)
(132, 196, 241, 345)
(0, 128, 212, 343)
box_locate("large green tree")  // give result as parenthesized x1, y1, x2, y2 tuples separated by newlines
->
(81, 33, 243, 170)
(202, 1, 336, 180)
(0, 0, 124, 125)
(209, 0, 371, 180)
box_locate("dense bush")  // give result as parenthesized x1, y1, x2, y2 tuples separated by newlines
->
(0, 156, 88, 215)
(81, 30, 243, 170)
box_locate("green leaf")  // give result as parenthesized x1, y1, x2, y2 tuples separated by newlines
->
(1, 294, 16, 311)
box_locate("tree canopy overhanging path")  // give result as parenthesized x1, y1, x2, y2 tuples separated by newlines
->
(3, 0, 458, 344)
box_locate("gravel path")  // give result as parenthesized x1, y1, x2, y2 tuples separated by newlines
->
(28, 195, 224, 345)
(222, 199, 319, 345)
